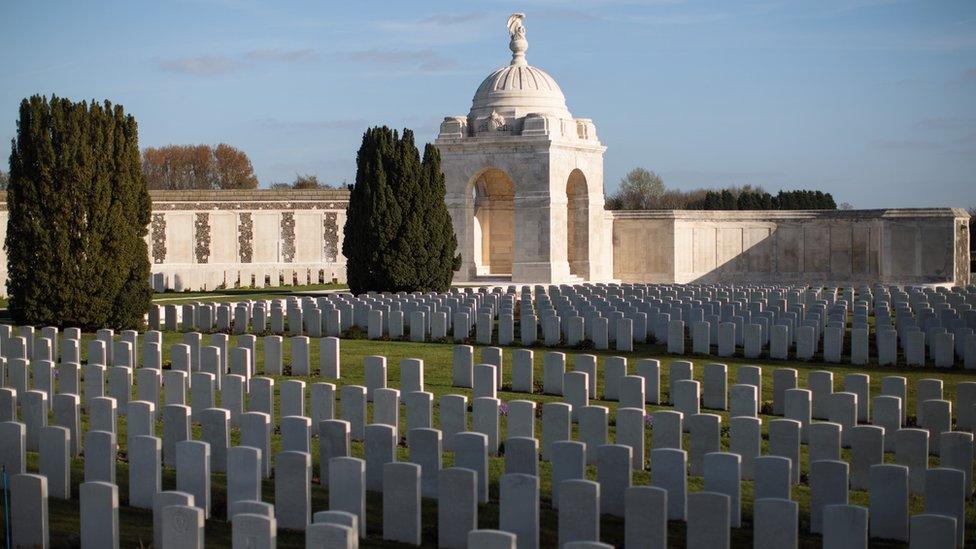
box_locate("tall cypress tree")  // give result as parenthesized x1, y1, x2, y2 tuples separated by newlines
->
(343, 126, 402, 293)
(418, 143, 460, 290)
(6, 95, 152, 330)
(343, 126, 459, 294)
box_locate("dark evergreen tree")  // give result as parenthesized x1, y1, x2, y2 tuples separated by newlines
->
(343, 127, 401, 293)
(343, 127, 459, 294)
(418, 143, 461, 289)
(6, 95, 152, 330)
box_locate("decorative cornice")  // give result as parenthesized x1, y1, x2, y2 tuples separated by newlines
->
(151, 201, 348, 211)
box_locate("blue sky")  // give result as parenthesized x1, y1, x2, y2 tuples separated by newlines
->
(1, 0, 974, 208)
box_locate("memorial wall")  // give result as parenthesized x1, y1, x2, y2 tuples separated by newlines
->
(611, 208, 970, 286)
(0, 190, 968, 293)
(0, 189, 351, 293)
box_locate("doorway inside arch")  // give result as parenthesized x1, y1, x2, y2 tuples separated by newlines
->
(567, 169, 589, 278)
(472, 169, 515, 276)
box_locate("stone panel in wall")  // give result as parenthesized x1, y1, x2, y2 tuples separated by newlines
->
(210, 213, 238, 264)
(167, 213, 194, 264)
(851, 225, 871, 275)
(611, 216, 672, 282)
(743, 227, 771, 273)
(151, 213, 167, 264)
(889, 223, 916, 278)
(194, 213, 211, 264)
(716, 227, 742, 272)
(294, 212, 322, 264)
(324, 213, 339, 262)
(674, 226, 694, 274)
(921, 224, 952, 280)
(829, 224, 852, 276)
(803, 226, 829, 273)
(238, 213, 253, 263)
(776, 226, 802, 273)
(281, 212, 296, 263)
(252, 213, 280, 263)
(693, 226, 717, 273)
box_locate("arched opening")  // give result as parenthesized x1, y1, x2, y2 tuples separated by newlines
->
(567, 169, 589, 278)
(471, 169, 515, 276)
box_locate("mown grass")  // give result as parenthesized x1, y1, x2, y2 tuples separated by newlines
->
(14, 325, 976, 547)
(150, 283, 348, 306)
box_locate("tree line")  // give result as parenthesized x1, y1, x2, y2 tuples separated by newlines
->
(140, 144, 339, 190)
(606, 167, 840, 210)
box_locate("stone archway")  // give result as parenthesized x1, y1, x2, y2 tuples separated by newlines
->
(471, 168, 515, 276)
(567, 169, 589, 278)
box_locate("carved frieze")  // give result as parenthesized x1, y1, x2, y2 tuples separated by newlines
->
(150, 213, 166, 263)
(152, 201, 347, 211)
(281, 212, 296, 263)
(238, 213, 253, 264)
(324, 212, 339, 262)
(194, 213, 211, 264)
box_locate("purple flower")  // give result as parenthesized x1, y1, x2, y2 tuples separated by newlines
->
(499, 402, 509, 416)
(644, 413, 653, 426)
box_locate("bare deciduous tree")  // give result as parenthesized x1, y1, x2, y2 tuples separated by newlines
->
(142, 144, 258, 190)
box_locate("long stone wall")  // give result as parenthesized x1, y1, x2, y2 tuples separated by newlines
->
(0, 189, 968, 293)
(0, 189, 350, 294)
(611, 208, 971, 286)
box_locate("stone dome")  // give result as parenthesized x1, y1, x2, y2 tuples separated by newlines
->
(469, 63, 572, 120)
(468, 14, 572, 121)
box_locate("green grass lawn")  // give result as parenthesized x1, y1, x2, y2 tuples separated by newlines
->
(13, 327, 976, 547)
(150, 283, 348, 305)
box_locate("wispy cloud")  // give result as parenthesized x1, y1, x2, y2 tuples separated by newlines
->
(871, 139, 942, 151)
(245, 48, 317, 62)
(417, 12, 489, 26)
(158, 48, 317, 76)
(343, 48, 459, 72)
(914, 117, 976, 131)
(536, 8, 605, 21)
(158, 55, 241, 76)
(257, 118, 366, 131)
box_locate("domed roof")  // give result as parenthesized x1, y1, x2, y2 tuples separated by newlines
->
(469, 13, 572, 120)
(470, 64, 571, 119)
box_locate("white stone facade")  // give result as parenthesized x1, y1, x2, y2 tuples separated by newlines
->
(435, 13, 613, 284)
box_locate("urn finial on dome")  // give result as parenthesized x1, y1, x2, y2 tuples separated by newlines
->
(507, 13, 528, 66)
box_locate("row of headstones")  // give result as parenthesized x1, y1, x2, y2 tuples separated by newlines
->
(0, 323, 342, 391)
(3, 334, 975, 486)
(141, 282, 976, 367)
(2, 326, 975, 474)
(148, 289, 505, 337)
(0, 338, 971, 544)
(451, 345, 976, 432)
(4, 343, 974, 513)
(4, 418, 969, 548)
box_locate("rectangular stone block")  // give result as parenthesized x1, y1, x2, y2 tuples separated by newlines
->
(438, 467, 478, 549)
(80, 481, 119, 549)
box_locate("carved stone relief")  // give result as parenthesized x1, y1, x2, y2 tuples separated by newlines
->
(281, 212, 296, 263)
(151, 213, 167, 264)
(194, 213, 211, 264)
(238, 213, 253, 264)
(324, 212, 339, 262)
